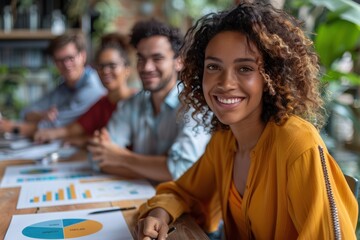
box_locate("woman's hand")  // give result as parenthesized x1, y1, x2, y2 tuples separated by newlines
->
(135, 208, 171, 240)
(0, 118, 14, 133)
(136, 216, 169, 240)
(43, 106, 58, 122)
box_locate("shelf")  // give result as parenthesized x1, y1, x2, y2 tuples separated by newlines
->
(0, 30, 56, 40)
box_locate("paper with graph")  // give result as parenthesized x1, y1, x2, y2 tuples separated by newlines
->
(17, 178, 155, 209)
(4, 207, 133, 240)
(0, 161, 105, 188)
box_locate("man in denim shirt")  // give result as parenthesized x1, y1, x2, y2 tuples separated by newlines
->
(88, 19, 211, 181)
(0, 31, 105, 136)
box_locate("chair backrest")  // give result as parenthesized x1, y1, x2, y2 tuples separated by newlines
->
(344, 174, 359, 199)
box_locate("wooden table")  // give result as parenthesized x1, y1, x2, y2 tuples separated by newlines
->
(0, 156, 209, 239)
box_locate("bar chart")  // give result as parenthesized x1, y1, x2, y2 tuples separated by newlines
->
(17, 179, 155, 209)
(29, 183, 80, 203)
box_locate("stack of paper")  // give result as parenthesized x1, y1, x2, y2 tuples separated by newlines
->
(0, 134, 33, 150)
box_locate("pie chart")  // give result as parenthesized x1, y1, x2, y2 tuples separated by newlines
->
(22, 218, 102, 239)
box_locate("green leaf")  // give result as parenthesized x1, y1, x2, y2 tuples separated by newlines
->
(315, 20, 360, 68)
(311, 0, 360, 25)
(322, 70, 360, 85)
(331, 101, 360, 132)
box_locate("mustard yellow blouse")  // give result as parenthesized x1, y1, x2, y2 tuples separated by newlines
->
(139, 116, 358, 239)
(229, 181, 246, 237)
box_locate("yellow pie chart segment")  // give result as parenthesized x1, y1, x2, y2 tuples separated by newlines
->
(63, 219, 102, 238)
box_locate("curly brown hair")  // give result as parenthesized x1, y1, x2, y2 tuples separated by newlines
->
(179, 2, 325, 132)
(129, 18, 183, 58)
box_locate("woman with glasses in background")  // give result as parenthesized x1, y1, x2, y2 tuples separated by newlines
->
(33, 32, 137, 146)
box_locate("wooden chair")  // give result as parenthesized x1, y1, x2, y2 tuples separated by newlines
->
(344, 174, 359, 198)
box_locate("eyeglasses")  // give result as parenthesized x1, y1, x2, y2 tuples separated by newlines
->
(54, 52, 80, 64)
(96, 62, 123, 71)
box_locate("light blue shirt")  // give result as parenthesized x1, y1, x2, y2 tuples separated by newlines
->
(21, 66, 106, 128)
(107, 83, 211, 180)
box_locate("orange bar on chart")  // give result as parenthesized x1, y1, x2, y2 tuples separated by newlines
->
(70, 184, 77, 199)
(33, 196, 39, 202)
(85, 190, 92, 198)
(46, 191, 52, 201)
(58, 189, 65, 200)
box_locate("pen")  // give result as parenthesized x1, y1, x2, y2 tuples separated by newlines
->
(167, 227, 176, 236)
(88, 206, 136, 215)
(151, 226, 176, 240)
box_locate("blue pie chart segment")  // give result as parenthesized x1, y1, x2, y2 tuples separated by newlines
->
(22, 218, 102, 239)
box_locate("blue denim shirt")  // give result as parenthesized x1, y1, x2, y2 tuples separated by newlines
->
(21, 66, 106, 128)
(107, 83, 211, 180)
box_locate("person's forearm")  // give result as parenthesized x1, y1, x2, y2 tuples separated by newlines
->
(122, 153, 172, 182)
(48, 123, 85, 141)
(48, 127, 68, 139)
(0, 119, 36, 137)
(65, 123, 84, 138)
(19, 122, 38, 137)
(101, 165, 143, 179)
(59, 124, 87, 146)
(24, 111, 43, 123)
(0, 119, 15, 133)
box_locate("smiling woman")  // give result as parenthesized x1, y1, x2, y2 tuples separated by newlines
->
(202, 31, 265, 132)
(135, 2, 358, 240)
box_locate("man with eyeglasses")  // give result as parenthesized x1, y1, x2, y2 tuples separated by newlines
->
(0, 31, 105, 137)
(32, 32, 137, 146)
(87, 19, 211, 182)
